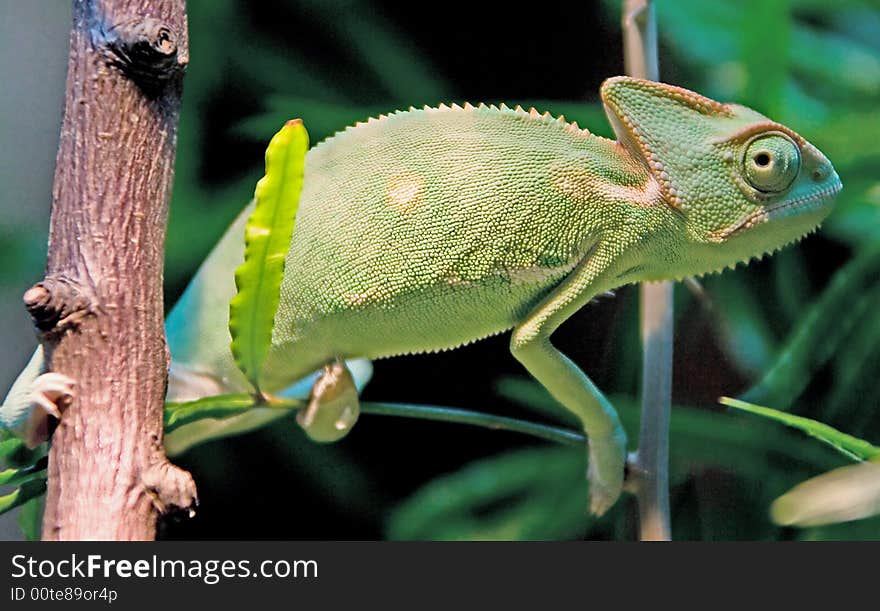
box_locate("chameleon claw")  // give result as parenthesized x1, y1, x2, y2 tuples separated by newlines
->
(21, 372, 76, 448)
(586, 430, 627, 516)
(29, 372, 76, 419)
(142, 458, 199, 517)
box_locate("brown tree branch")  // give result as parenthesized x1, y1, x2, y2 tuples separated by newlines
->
(36, 0, 195, 540)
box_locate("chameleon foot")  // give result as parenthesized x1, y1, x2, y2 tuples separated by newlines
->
(297, 359, 360, 443)
(29, 373, 76, 419)
(142, 458, 199, 517)
(586, 430, 627, 516)
(23, 372, 76, 448)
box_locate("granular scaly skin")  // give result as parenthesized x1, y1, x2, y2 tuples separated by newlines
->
(265, 104, 653, 386)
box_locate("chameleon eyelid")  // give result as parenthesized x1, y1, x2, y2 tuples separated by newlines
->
(740, 131, 801, 193)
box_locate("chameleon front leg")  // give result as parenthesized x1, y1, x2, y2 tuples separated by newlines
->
(0, 346, 76, 448)
(510, 245, 627, 516)
(296, 359, 360, 442)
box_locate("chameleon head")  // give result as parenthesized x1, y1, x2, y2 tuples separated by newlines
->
(601, 77, 842, 268)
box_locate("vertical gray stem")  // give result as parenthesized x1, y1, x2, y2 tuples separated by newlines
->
(621, 0, 673, 541)
(635, 281, 673, 540)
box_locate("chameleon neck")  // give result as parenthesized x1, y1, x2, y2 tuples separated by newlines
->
(554, 134, 687, 277)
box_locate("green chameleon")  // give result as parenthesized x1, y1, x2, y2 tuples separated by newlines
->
(0, 77, 842, 515)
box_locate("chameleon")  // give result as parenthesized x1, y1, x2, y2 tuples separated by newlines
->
(0, 77, 842, 515)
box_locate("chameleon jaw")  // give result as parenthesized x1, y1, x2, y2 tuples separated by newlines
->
(711, 181, 842, 242)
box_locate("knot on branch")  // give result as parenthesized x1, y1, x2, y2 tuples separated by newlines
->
(23, 276, 92, 336)
(100, 17, 187, 91)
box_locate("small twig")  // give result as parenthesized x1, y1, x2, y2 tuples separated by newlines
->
(622, 0, 673, 541)
(166, 395, 586, 446)
(622, 0, 659, 83)
(362, 402, 585, 446)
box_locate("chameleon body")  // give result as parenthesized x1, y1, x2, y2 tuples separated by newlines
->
(1, 77, 842, 514)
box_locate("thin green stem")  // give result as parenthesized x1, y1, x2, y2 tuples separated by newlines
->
(166, 394, 585, 446)
(361, 402, 585, 446)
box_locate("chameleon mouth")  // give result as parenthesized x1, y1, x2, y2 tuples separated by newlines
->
(713, 181, 842, 241)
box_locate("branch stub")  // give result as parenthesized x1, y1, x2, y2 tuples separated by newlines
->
(101, 17, 188, 91)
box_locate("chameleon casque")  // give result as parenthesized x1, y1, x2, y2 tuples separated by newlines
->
(0, 77, 842, 515)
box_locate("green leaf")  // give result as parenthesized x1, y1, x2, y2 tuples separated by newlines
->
(165, 394, 261, 432)
(0, 464, 46, 487)
(500, 380, 844, 479)
(0, 479, 47, 516)
(0, 437, 23, 459)
(17, 496, 43, 540)
(164, 408, 295, 458)
(229, 120, 309, 390)
(0, 437, 44, 470)
(163, 395, 303, 457)
(720, 397, 880, 462)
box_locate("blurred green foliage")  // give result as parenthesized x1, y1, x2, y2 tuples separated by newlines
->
(3, 0, 880, 540)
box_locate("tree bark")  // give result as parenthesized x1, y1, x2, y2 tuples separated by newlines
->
(33, 0, 196, 540)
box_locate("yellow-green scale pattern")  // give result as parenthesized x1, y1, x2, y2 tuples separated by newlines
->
(261, 104, 660, 391)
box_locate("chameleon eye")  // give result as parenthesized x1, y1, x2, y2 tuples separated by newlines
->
(742, 133, 801, 193)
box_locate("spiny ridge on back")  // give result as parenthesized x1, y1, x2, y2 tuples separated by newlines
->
(311, 103, 591, 151)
